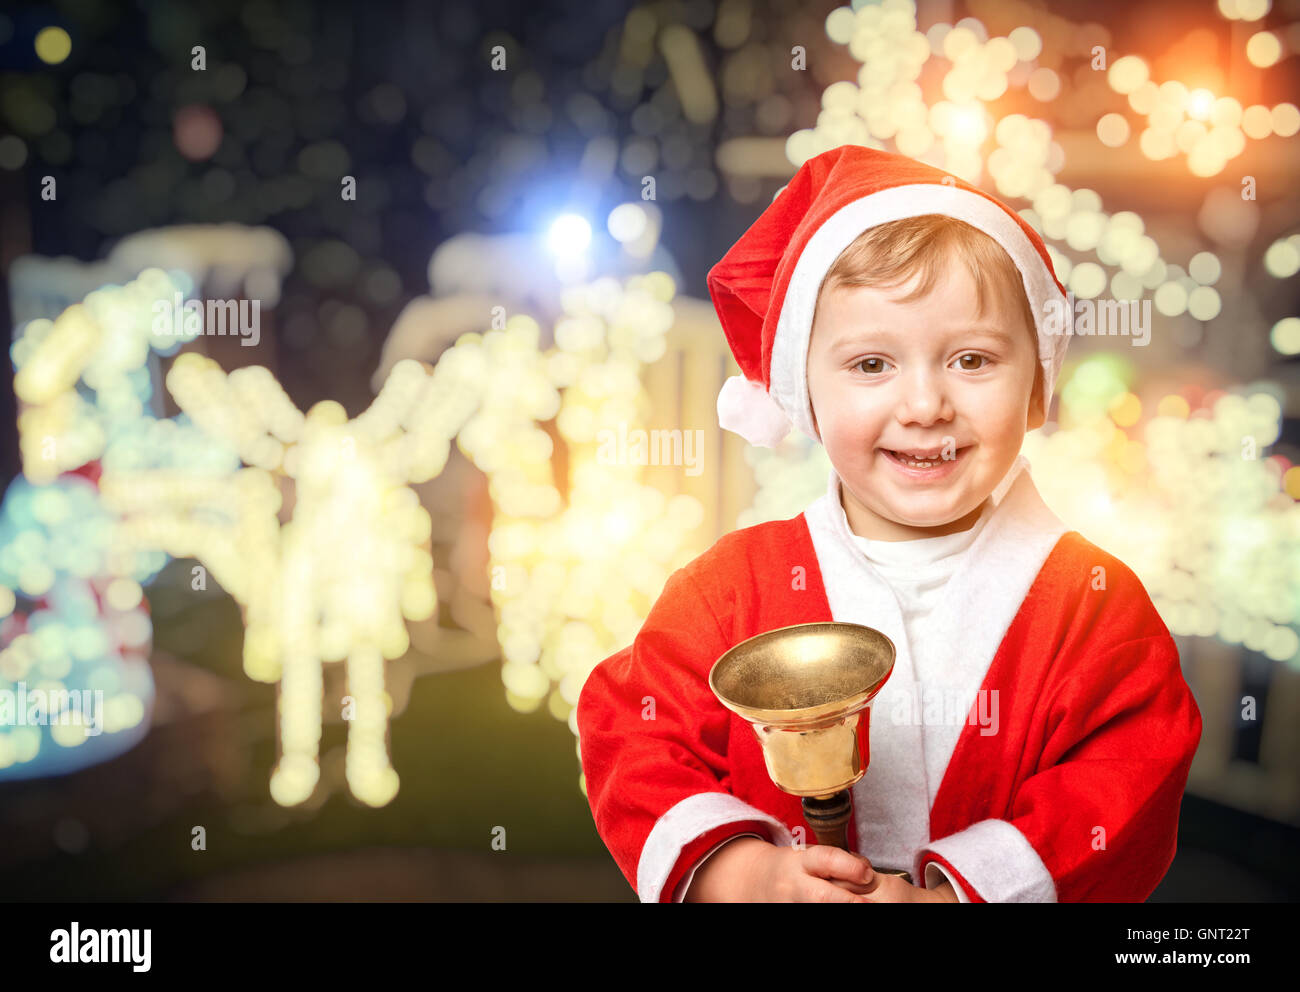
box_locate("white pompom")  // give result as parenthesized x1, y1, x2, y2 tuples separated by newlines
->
(716, 375, 794, 448)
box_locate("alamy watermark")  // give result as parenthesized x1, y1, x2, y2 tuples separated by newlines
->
(152, 291, 260, 347)
(0, 681, 103, 736)
(1043, 292, 1151, 346)
(596, 420, 704, 476)
(50, 923, 151, 972)
(885, 684, 999, 737)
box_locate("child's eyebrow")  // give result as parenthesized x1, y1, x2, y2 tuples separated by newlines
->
(829, 325, 1018, 351)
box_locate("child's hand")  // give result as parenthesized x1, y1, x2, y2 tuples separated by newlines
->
(859, 872, 959, 903)
(686, 838, 875, 902)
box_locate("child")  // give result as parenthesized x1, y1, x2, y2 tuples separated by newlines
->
(575, 144, 1202, 903)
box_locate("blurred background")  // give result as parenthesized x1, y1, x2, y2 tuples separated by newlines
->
(1, 0, 1297, 901)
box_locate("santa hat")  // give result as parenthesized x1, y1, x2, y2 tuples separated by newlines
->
(708, 144, 1072, 447)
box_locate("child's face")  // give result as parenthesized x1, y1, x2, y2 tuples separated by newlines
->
(806, 261, 1044, 542)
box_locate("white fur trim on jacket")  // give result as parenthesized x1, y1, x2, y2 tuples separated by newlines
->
(916, 818, 1058, 902)
(637, 791, 795, 903)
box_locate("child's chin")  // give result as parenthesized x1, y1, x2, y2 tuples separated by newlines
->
(880, 494, 969, 521)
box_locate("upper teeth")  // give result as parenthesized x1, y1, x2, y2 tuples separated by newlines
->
(894, 450, 942, 466)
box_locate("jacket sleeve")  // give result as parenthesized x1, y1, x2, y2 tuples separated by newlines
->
(917, 632, 1202, 902)
(576, 564, 794, 902)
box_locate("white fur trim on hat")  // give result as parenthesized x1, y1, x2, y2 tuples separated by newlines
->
(766, 184, 1072, 445)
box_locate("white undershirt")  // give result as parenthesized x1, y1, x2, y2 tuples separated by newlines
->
(675, 501, 995, 902)
(847, 501, 993, 678)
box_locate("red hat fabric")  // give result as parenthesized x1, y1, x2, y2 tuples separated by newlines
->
(707, 144, 1073, 447)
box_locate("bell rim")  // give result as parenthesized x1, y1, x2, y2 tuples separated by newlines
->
(708, 621, 896, 726)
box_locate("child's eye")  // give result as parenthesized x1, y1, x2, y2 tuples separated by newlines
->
(855, 357, 891, 374)
(953, 353, 990, 371)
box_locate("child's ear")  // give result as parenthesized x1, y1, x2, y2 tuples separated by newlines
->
(1026, 368, 1046, 431)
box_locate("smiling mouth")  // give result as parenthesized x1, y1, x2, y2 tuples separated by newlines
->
(881, 446, 971, 469)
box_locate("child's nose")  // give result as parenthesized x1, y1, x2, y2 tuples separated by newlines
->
(896, 370, 953, 424)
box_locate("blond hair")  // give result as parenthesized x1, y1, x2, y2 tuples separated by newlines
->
(816, 214, 1041, 394)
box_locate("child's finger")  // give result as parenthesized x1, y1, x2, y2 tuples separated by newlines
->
(800, 845, 875, 884)
(804, 878, 871, 903)
(828, 876, 877, 894)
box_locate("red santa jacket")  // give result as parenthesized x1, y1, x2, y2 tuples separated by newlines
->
(576, 456, 1203, 902)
